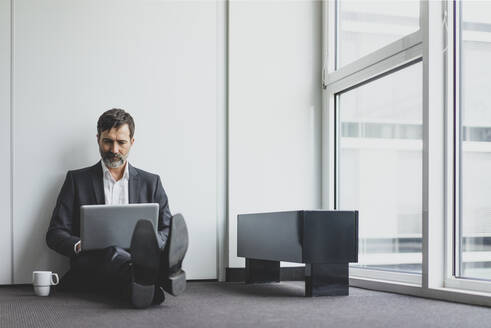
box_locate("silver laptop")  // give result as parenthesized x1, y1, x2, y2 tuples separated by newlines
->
(80, 203, 159, 251)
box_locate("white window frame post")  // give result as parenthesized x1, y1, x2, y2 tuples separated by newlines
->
(322, 0, 336, 211)
(421, 0, 446, 290)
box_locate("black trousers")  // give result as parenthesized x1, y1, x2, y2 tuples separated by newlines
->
(59, 246, 168, 298)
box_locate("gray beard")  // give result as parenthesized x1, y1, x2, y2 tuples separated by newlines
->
(103, 157, 125, 168)
(100, 149, 129, 169)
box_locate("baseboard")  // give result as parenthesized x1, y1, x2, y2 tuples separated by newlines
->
(225, 267, 305, 282)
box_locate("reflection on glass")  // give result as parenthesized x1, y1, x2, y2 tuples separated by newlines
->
(337, 0, 420, 68)
(338, 62, 422, 273)
(459, 1, 491, 280)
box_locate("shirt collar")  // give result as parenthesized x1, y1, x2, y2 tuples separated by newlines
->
(101, 160, 130, 182)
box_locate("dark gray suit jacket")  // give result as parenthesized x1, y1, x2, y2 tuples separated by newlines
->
(46, 161, 172, 257)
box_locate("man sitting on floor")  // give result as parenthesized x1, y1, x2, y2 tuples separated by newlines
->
(46, 108, 188, 308)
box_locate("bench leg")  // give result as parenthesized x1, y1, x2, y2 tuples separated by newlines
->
(245, 258, 280, 284)
(305, 263, 349, 297)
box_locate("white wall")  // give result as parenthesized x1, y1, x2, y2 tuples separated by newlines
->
(10, 0, 218, 283)
(0, 0, 12, 284)
(228, 0, 322, 267)
(1, 0, 323, 284)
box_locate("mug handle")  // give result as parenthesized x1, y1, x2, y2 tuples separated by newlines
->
(51, 273, 59, 285)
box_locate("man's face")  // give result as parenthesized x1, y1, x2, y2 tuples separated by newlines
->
(97, 124, 134, 169)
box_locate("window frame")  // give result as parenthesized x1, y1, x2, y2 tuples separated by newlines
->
(444, 0, 491, 295)
(322, 0, 491, 305)
(334, 58, 424, 283)
(324, 0, 424, 286)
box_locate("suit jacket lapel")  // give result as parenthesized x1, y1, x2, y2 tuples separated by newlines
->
(128, 163, 140, 204)
(91, 161, 105, 204)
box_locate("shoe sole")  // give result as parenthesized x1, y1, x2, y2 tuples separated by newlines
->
(131, 283, 155, 309)
(168, 214, 189, 268)
(130, 220, 160, 308)
(166, 214, 189, 296)
(164, 270, 187, 296)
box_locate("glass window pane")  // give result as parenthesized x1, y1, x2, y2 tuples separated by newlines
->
(338, 62, 422, 273)
(337, 0, 420, 68)
(459, 1, 491, 280)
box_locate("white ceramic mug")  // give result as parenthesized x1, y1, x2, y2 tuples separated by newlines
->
(32, 271, 59, 296)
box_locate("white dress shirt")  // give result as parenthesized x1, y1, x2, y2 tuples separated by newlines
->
(101, 160, 130, 205)
(74, 160, 130, 254)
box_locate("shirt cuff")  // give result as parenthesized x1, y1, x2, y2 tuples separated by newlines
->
(74, 240, 81, 254)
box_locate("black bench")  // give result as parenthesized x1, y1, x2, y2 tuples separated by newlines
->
(237, 210, 358, 296)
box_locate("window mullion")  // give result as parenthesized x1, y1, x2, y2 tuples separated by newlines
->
(445, 0, 457, 283)
(421, 0, 446, 290)
(322, 0, 336, 210)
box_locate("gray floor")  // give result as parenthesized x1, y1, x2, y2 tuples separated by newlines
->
(1, 281, 491, 328)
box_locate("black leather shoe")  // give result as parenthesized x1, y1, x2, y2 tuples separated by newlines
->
(152, 286, 165, 305)
(162, 214, 189, 296)
(130, 219, 160, 309)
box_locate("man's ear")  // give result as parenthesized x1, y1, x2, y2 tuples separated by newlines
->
(130, 137, 135, 146)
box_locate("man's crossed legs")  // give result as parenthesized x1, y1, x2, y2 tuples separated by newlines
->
(59, 214, 189, 308)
